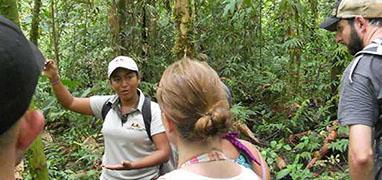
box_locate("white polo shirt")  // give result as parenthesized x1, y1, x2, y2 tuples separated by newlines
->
(90, 89, 165, 180)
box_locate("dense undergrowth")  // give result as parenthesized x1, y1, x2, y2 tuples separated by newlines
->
(17, 0, 354, 179)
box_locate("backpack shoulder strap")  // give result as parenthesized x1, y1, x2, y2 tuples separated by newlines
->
(101, 101, 112, 120)
(223, 132, 266, 179)
(142, 96, 153, 142)
(355, 38, 382, 57)
(349, 39, 382, 83)
(223, 133, 261, 165)
(102, 96, 153, 141)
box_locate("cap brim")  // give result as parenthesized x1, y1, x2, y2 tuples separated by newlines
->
(108, 67, 139, 78)
(320, 17, 340, 32)
(28, 41, 45, 71)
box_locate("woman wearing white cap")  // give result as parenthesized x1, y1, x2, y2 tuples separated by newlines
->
(44, 56, 171, 179)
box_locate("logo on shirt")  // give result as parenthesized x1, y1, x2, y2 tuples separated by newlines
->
(131, 122, 141, 129)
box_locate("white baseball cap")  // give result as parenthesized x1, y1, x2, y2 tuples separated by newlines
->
(107, 56, 139, 78)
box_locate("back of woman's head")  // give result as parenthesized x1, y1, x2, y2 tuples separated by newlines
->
(157, 58, 231, 142)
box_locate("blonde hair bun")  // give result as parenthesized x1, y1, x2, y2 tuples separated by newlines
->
(194, 104, 231, 139)
(157, 58, 232, 142)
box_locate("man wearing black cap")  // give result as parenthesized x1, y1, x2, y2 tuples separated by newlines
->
(320, 0, 382, 179)
(0, 16, 45, 179)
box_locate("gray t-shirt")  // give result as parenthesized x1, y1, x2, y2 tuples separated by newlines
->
(338, 41, 382, 128)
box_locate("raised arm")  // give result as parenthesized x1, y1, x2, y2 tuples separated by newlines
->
(43, 59, 93, 115)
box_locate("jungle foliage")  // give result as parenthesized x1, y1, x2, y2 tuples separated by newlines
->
(9, 0, 354, 179)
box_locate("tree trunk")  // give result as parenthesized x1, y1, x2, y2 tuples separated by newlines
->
(117, 0, 129, 55)
(29, 1, 49, 179)
(30, 0, 42, 45)
(173, 0, 195, 59)
(0, 2, 49, 179)
(0, 0, 20, 25)
(141, 0, 157, 58)
(283, 0, 302, 97)
(141, 1, 149, 59)
(108, 0, 121, 56)
(51, 0, 60, 66)
(108, 0, 131, 56)
(259, 0, 263, 65)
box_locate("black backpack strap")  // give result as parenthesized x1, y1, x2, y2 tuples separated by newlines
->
(142, 97, 152, 142)
(101, 101, 112, 120)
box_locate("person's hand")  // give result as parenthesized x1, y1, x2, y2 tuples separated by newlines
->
(43, 59, 59, 81)
(102, 161, 134, 170)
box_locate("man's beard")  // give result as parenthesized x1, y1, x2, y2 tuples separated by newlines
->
(347, 26, 364, 55)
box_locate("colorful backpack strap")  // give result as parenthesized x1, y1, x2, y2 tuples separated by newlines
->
(223, 132, 261, 165)
(224, 132, 268, 180)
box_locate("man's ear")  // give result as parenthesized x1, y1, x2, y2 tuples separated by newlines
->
(354, 16, 368, 33)
(16, 110, 45, 151)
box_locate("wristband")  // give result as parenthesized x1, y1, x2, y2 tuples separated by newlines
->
(50, 78, 60, 86)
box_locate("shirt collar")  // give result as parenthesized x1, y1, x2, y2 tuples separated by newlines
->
(106, 88, 145, 112)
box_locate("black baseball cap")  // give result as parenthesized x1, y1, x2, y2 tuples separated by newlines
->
(320, 0, 342, 32)
(0, 16, 45, 135)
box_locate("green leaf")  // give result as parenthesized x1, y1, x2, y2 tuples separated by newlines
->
(283, 144, 292, 151)
(276, 169, 290, 179)
(223, 0, 237, 16)
(270, 141, 277, 148)
(243, 0, 252, 6)
(80, 87, 93, 97)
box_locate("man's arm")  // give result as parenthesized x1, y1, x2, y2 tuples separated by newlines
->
(349, 124, 374, 180)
